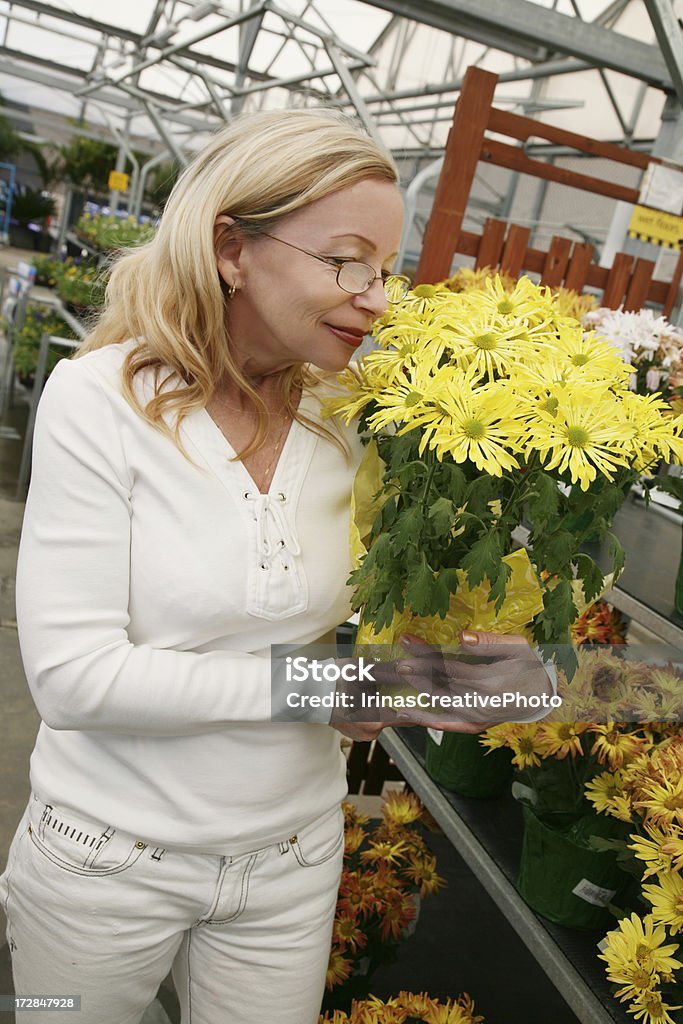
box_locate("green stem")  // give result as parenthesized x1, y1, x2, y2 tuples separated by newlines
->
(420, 454, 438, 514)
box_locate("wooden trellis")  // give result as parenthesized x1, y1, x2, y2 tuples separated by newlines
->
(415, 66, 683, 316)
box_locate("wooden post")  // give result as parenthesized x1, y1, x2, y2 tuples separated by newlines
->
(415, 66, 497, 284)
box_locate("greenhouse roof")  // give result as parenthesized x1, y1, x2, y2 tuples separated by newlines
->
(0, 0, 679, 161)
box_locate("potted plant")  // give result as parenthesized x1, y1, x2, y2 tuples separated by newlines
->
(11, 303, 78, 386)
(483, 650, 683, 930)
(323, 794, 445, 1014)
(319, 989, 484, 1023)
(326, 274, 682, 659)
(9, 186, 56, 250)
(594, 734, 683, 1022)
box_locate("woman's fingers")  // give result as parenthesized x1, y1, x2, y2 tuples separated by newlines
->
(460, 630, 529, 650)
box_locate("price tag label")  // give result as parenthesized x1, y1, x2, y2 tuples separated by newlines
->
(572, 878, 616, 907)
(108, 170, 129, 192)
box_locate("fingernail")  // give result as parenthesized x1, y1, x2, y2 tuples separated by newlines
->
(461, 631, 479, 645)
(397, 663, 414, 676)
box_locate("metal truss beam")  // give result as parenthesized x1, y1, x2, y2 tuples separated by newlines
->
(359, 0, 673, 90)
(333, 57, 591, 109)
(0, 56, 212, 134)
(2, 0, 270, 85)
(3, 0, 143, 43)
(644, 0, 683, 106)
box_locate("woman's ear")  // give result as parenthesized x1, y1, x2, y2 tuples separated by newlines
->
(214, 214, 244, 289)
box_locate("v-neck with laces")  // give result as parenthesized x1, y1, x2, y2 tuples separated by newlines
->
(16, 339, 366, 854)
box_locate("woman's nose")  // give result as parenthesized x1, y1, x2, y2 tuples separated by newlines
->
(352, 278, 388, 318)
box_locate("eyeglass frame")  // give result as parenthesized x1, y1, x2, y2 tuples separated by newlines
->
(256, 230, 411, 302)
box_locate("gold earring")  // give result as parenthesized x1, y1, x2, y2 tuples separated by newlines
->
(227, 283, 236, 299)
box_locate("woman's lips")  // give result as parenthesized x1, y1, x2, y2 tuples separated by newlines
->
(326, 324, 367, 347)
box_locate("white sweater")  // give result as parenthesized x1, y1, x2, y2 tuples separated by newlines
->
(16, 342, 364, 854)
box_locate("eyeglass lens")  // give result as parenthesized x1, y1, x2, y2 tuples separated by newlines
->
(336, 261, 409, 302)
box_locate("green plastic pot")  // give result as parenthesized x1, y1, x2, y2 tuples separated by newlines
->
(517, 805, 630, 930)
(425, 730, 513, 798)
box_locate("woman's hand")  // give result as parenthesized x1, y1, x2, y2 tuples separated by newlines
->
(367, 631, 555, 733)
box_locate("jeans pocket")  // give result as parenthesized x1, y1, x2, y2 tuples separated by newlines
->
(27, 796, 146, 877)
(289, 805, 344, 868)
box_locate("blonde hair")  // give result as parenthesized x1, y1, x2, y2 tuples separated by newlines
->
(77, 108, 399, 457)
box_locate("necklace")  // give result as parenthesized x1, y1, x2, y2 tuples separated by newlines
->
(210, 392, 294, 492)
(258, 409, 292, 487)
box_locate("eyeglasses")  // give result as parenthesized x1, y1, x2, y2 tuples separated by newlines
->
(260, 232, 411, 303)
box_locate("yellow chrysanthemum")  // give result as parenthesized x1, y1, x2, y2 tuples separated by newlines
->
(417, 373, 524, 474)
(599, 912, 683, 987)
(381, 791, 424, 827)
(526, 386, 633, 490)
(627, 989, 682, 1024)
(362, 377, 441, 435)
(319, 1010, 349, 1023)
(585, 769, 628, 815)
(537, 721, 589, 759)
(591, 724, 647, 770)
(629, 824, 676, 880)
(480, 723, 515, 751)
(463, 274, 555, 327)
(507, 723, 546, 768)
(394, 282, 457, 318)
(325, 948, 353, 990)
(643, 872, 683, 933)
(344, 825, 366, 856)
(359, 838, 409, 866)
(661, 829, 683, 873)
(617, 391, 683, 471)
(440, 310, 538, 380)
(446, 265, 516, 294)
(635, 777, 683, 830)
(553, 327, 634, 385)
(552, 287, 597, 320)
(403, 854, 446, 899)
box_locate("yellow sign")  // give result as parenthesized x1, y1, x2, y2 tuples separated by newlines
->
(108, 170, 129, 193)
(627, 203, 683, 250)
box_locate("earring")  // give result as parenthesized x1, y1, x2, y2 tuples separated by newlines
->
(227, 283, 237, 299)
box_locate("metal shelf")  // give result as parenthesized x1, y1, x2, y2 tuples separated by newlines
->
(378, 728, 628, 1024)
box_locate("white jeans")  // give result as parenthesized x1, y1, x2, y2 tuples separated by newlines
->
(0, 794, 344, 1024)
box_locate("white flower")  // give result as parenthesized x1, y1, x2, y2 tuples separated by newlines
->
(582, 306, 683, 388)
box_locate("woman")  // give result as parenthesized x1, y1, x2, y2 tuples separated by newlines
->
(1, 108, 549, 1024)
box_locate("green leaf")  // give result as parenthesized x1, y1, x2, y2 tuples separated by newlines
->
(461, 532, 503, 589)
(391, 504, 425, 552)
(574, 554, 604, 604)
(466, 476, 501, 517)
(489, 561, 513, 613)
(440, 567, 459, 594)
(607, 532, 625, 582)
(536, 580, 577, 643)
(432, 570, 453, 618)
(373, 583, 406, 632)
(435, 462, 467, 504)
(525, 471, 560, 529)
(538, 530, 576, 576)
(428, 496, 455, 536)
(405, 552, 436, 616)
(360, 531, 393, 571)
